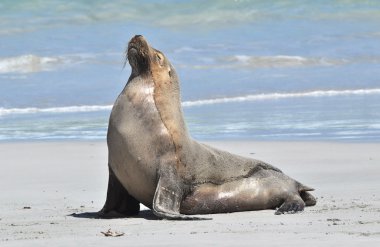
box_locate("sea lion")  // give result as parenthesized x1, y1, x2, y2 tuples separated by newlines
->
(99, 35, 316, 219)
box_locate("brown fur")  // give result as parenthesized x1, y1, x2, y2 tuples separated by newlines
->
(99, 35, 316, 219)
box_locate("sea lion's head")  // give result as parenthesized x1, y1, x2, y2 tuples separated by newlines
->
(127, 35, 176, 82)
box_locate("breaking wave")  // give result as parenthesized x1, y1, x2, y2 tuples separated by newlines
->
(221, 55, 347, 68)
(0, 53, 118, 74)
(181, 88, 380, 107)
(0, 54, 63, 74)
(1, 88, 380, 116)
(0, 105, 112, 116)
(184, 55, 369, 70)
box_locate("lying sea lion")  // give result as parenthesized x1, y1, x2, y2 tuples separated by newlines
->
(99, 35, 316, 219)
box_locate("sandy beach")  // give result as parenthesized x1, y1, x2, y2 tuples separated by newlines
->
(0, 141, 379, 246)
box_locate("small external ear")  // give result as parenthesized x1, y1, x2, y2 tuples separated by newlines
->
(156, 53, 164, 66)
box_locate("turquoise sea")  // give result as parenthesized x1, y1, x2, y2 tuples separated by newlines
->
(0, 0, 379, 141)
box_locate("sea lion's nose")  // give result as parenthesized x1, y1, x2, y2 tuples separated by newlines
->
(130, 35, 145, 44)
(133, 35, 144, 40)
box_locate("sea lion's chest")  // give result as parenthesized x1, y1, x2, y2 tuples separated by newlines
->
(107, 80, 175, 206)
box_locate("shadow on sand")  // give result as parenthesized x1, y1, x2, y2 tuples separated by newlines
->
(69, 209, 159, 221)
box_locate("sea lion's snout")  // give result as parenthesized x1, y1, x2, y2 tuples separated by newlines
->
(128, 35, 148, 53)
(127, 35, 150, 75)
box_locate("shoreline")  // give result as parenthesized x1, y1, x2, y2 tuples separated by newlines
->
(1, 138, 379, 144)
(1, 141, 379, 246)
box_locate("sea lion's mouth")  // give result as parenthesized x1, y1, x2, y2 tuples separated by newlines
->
(127, 44, 140, 57)
(128, 46, 138, 52)
(127, 43, 149, 59)
(127, 45, 139, 53)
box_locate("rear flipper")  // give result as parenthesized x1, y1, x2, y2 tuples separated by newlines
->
(300, 191, 317, 206)
(98, 166, 140, 218)
(275, 194, 305, 215)
(275, 183, 316, 215)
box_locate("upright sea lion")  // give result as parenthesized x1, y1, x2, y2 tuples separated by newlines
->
(99, 35, 316, 219)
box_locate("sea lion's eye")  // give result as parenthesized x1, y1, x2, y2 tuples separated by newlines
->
(156, 53, 162, 61)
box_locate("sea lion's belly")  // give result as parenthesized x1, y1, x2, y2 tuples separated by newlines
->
(107, 83, 175, 207)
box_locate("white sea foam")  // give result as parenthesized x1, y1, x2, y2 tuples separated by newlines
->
(187, 55, 348, 70)
(221, 55, 346, 68)
(1, 88, 379, 116)
(174, 46, 202, 53)
(0, 105, 112, 116)
(0, 53, 116, 74)
(181, 88, 380, 107)
(0, 54, 63, 74)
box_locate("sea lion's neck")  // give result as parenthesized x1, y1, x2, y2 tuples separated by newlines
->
(152, 74, 189, 138)
(151, 69, 191, 172)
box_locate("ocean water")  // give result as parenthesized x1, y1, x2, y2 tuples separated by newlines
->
(0, 0, 379, 141)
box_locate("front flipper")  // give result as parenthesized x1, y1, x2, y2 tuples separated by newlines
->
(152, 174, 210, 220)
(98, 165, 140, 218)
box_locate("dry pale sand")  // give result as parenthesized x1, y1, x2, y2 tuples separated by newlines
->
(0, 141, 379, 246)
